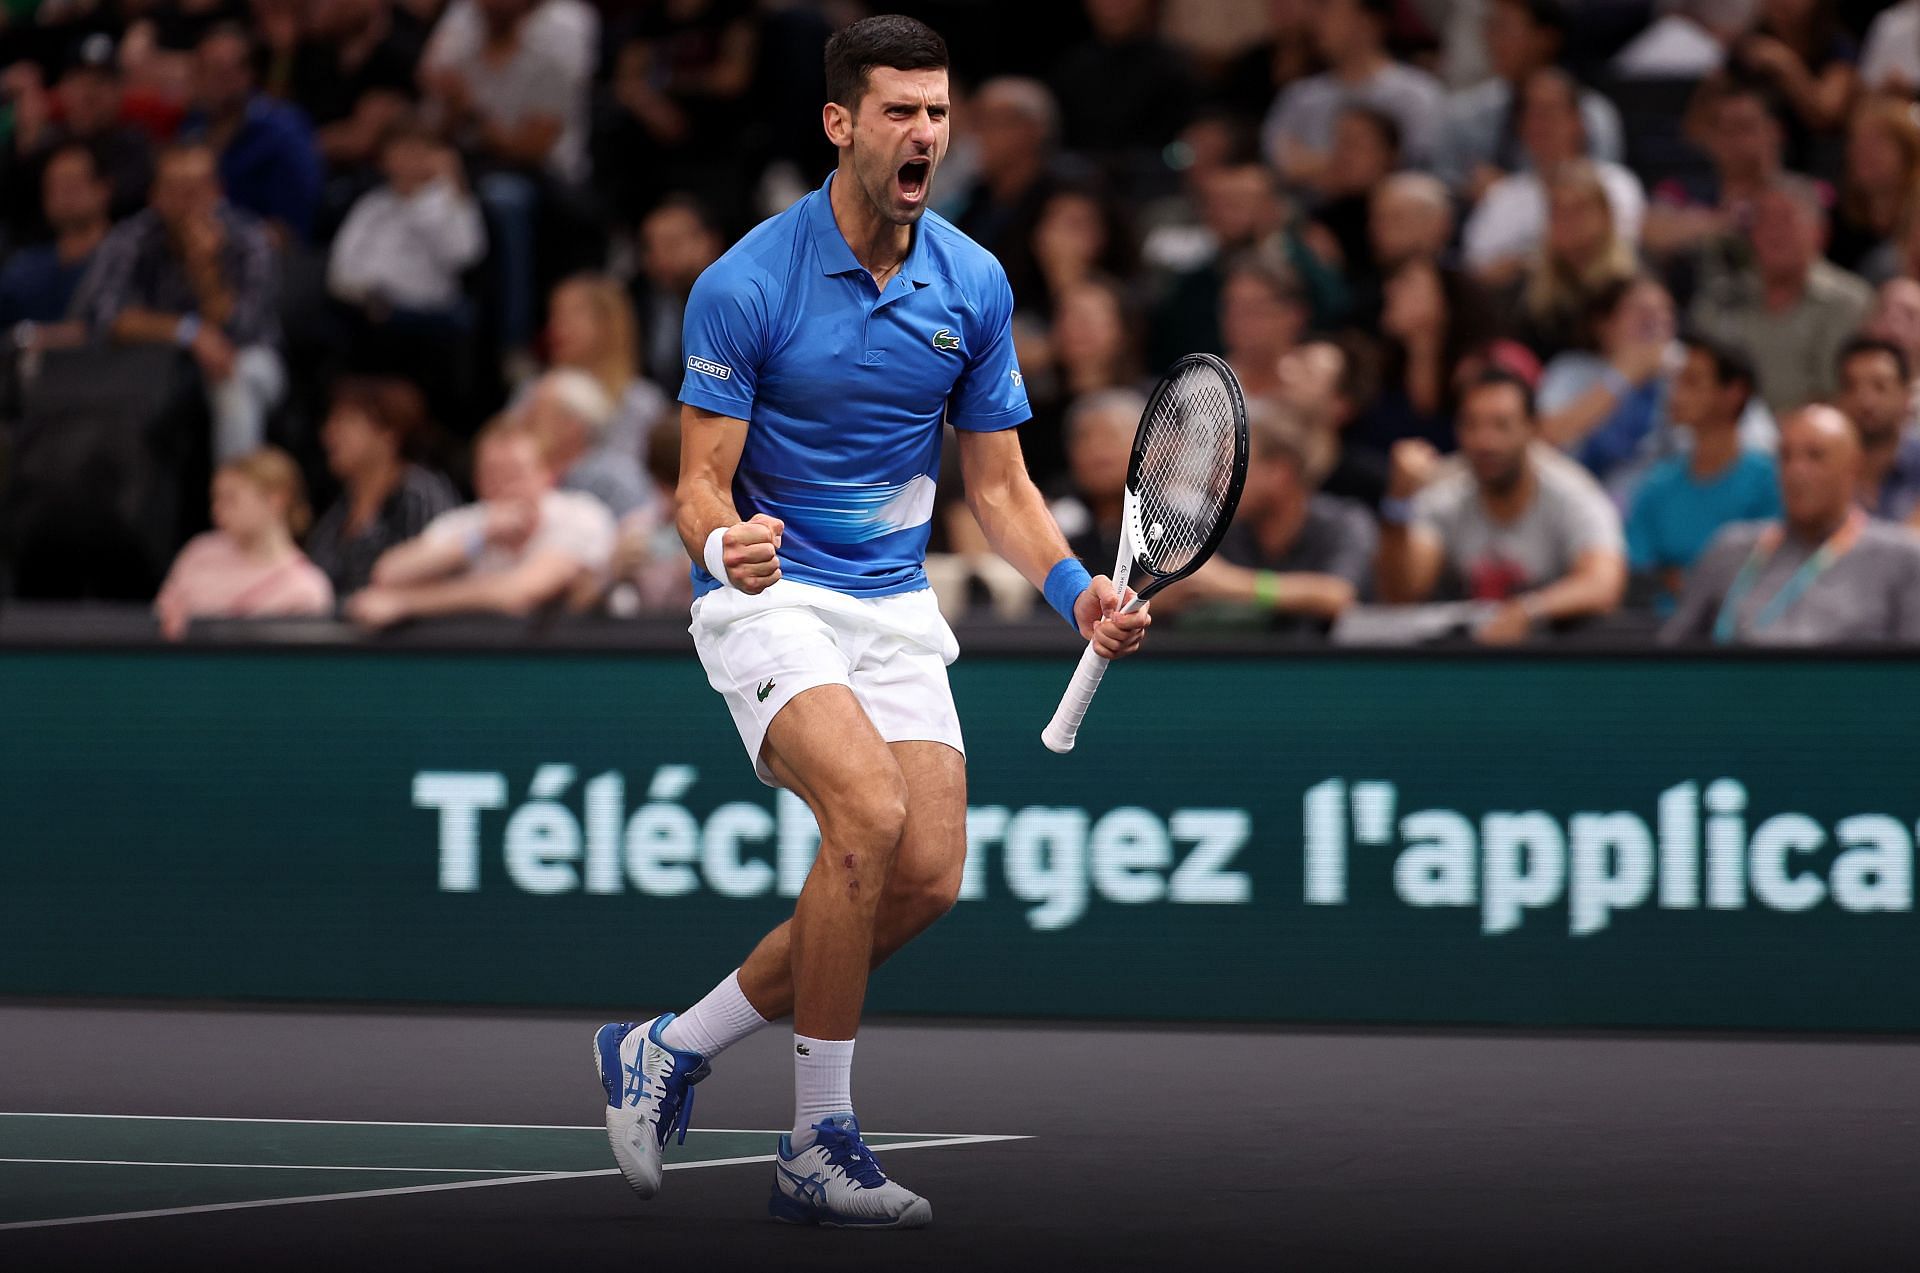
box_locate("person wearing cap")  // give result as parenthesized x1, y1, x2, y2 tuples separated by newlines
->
(346, 414, 615, 628)
(521, 366, 655, 520)
(1161, 400, 1376, 634)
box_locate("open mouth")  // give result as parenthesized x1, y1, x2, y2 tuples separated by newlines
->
(897, 158, 931, 204)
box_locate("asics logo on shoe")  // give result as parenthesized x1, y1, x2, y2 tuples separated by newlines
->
(621, 1060, 649, 1107)
(777, 1163, 828, 1207)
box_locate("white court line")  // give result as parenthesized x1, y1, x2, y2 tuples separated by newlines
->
(0, 1134, 1030, 1232)
(0, 1112, 998, 1138)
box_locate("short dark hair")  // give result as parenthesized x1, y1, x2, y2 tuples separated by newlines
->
(1356, 0, 1396, 24)
(1336, 104, 1402, 160)
(1463, 366, 1536, 421)
(824, 15, 949, 109)
(1496, 0, 1571, 38)
(1680, 332, 1757, 405)
(1839, 334, 1911, 385)
(331, 376, 430, 457)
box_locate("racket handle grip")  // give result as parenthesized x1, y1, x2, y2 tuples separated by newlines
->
(1041, 640, 1112, 754)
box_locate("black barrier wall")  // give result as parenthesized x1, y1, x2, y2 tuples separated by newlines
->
(3, 646, 1914, 1028)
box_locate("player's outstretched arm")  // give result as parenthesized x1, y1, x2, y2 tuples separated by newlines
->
(676, 404, 783, 594)
(954, 426, 1147, 659)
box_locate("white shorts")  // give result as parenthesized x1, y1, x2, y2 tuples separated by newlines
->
(689, 578, 964, 787)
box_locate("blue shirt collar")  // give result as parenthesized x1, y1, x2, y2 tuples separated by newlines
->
(808, 171, 934, 288)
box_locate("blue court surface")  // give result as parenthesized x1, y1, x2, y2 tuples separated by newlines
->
(3, 1002, 1918, 1271)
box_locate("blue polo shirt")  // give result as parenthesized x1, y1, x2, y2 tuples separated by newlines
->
(1627, 449, 1781, 609)
(679, 173, 1030, 599)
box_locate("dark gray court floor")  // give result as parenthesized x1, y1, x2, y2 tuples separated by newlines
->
(2, 1001, 1918, 1272)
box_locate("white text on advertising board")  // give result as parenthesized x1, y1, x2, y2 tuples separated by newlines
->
(413, 766, 1252, 932)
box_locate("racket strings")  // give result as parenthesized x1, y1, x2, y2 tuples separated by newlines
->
(1132, 365, 1240, 576)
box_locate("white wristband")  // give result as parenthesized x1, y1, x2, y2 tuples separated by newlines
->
(703, 526, 731, 588)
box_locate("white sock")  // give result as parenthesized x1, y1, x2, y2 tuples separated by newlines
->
(790, 1034, 855, 1149)
(658, 970, 769, 1058)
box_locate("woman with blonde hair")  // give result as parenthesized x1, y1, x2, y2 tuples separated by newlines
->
(1512, 160, 1641, 360)
(539, 273, 671, 458)
(1831, 96, 1920, 279)
(153, 448, 334, 640)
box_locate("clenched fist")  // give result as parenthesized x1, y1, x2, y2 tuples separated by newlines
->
(720, 513, 785, 594)
(1388, 438, 1441, 500)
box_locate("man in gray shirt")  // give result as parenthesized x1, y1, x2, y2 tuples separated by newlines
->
(1264, 0, 1445, 185)
(1377, 368, 1627, 643)
(1664, 405, 1920, 645)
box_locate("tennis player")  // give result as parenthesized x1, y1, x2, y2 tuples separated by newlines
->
(593, 14, 1148, 1229)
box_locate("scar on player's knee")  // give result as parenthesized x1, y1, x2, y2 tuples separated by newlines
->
(843, 852, 857, 870)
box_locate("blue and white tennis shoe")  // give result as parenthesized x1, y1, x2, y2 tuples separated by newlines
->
(593, 1014, 710, 1199)
(768, 1113, 932, 1228)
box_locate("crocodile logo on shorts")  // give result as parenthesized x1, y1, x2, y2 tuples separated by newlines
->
(931, 328, 961, 353)
(757, 678, 776, 702)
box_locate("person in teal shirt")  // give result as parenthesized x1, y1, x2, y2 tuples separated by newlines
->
(1627, 335, 1782, 611)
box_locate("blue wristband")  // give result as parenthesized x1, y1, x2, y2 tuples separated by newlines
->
(1043, 557, 1094, 630)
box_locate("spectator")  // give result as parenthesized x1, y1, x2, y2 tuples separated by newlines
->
(1537, 275, 1678, 484)
(1376, 368, 1627, 644)
(1865, 276, 1920, 406)
(153, 446, 334, 640)
(1351, 170, 1453, 324)
(305, 377, 460, 597)
(1048, 387, 1142, 567)
(0, 36, 154, 245)
(1829, 97, 1920, 280)
(539, 273, 669, 459)
(605, 423, 692, 616)
(1051, 0, 1197, 172)
(1726, 0, 1858, 152)
(521, 366, 653, 519)
(1355, 256, 1498, 454)
(1835, 336, 1920, 520)
(948, 77, 1060, 298)
(1642, 77, 1785, 262)
(1625, 335, 1781, 608)
(1166, 401, 1373, 632)
(0, 144, 111, 347)
(420, 0, 594, 360)
(1219, 255, 1308, 403)
(1264, 0, 1444, 185)
(1613, 0, 1750, 80)
(70, 140, 284, 463)
(1664, 403, 1920, 643)
(594, 0, 754, 222)
(630, 195, 723, 395)
(1435, 0, 1626, 196)
(1509, 160, 1643, 360)
(1219, 0, 1323, 122)
(1279, 333, 1389, 506)
(1026, 276, 1142, 487)
(1020, 182, 1138, 326)
(289, 0, 424, 178)
(327, 117, 485, 330)
(181, 24, 324, 241)
(1689, 175, 1873, 415)
(346, 416, 613, 627)
(1860, 0, 1920, 97)
(1462, 70, 1646, 283)
(1149, 162, 1343, 368)
(1307, 105, 1400, 281)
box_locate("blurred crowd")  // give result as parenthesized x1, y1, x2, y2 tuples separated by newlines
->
(9, 0, 1920, 646)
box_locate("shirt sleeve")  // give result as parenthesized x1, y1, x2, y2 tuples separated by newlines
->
(69, 224, 139, 333)
(947, 263, 1030, 432)
(1323, 503, 1378, 591)
(677, 263, 766, 421)
(422, 503, 483, 547)
(1561, 470, 1626, 557)
(224, 218, 281, 346)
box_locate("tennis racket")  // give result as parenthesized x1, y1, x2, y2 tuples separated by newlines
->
(1041, 352, 1250, 754)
